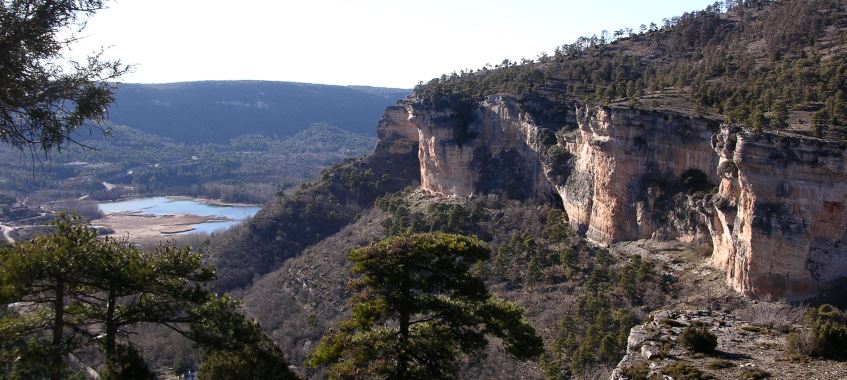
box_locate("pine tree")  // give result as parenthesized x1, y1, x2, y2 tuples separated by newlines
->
(525, 256, 544, 287)
(307, 233, 543, 379)
(813, 109, 830, 137)
(772, 100, 790, 130)
(0, 0, 127, 152)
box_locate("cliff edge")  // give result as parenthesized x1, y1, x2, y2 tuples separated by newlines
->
(395, 95, 846, 301)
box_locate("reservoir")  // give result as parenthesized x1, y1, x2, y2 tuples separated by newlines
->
(97, 196, 260, 235)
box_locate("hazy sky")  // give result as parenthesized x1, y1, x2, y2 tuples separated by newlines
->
(69, 0, 718, 88)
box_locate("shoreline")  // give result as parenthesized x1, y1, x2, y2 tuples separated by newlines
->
(92, 196, 260, 241)
(98, 195, 261, 208)
(92, 213, 229, 241)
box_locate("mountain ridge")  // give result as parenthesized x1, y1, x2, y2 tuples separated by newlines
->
(207, 1, 847, 377)
(107, 81, 410, 143)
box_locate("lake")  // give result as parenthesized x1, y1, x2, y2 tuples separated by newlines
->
(98, 196, 260, 234)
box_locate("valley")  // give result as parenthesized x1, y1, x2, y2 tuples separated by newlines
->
(92, 196, 260, 240)
(0, 81, 408, 244)
(1, 1, 846, 379)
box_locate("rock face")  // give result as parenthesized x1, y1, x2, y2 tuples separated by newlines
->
(407, 95, 557, 201)
(556, 105, 719, 244)
(706, 129, 847, 299)
(374, 105, 419, 157)
(397, 95, 847, 300)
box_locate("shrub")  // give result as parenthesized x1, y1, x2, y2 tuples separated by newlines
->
(740, 367, 771, 380)
(663, 362, 710, 380)
(620, 360, 649, 380)
(787, 304, 847, 360)
(741, 325, 767, 334)
(811, 304, 847, 359)
(785, 330, 816, 356)
(679, 324, 718, 353)
(681, 169, 714, 193)
(705, 359, 734, 370)
(660, 318, 687, 328)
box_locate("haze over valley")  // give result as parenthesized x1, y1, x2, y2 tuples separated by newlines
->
(1, 1, 846, 380)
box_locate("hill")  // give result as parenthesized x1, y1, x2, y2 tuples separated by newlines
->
(107, 81, 410, 143)
(206, 1, 847, 378)
(0, 81, 407, 204)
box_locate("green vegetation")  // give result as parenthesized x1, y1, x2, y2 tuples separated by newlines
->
(679, 324, 719, 353)
(307, 233, 543, 379)
(0, 0, 127, 152)
(414, 0, 847, 139)
(619, 360, 650, 380)
(706, 359, 735, 370)
(786, 304, 847, 360)
(740, 367, 772, 380)
(377, 201, 670, 377)
(622, 361, 715, 380)
(663, 362, 711, 380)
(0, 214, 295, 378)
(376, 194, 487, 236)
(0, 123, 375, 205)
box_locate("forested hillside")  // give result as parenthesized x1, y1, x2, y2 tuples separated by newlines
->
(0, 81, 408, 204)
(109, 81, 410, 143)
(209, 1, 847, 378)
(417, 0, 846, 139)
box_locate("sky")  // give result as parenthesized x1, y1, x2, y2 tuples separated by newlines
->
(68, 0, 719, 89)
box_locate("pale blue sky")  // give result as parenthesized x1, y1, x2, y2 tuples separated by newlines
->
(70, 0, 718, 88)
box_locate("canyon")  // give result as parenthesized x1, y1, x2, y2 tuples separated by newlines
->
(388, 95, 847, 301)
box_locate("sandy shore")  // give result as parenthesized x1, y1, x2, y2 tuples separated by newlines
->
(92, 213, 226, 241)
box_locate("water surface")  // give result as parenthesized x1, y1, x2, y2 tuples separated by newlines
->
(98, 196, 260, 234)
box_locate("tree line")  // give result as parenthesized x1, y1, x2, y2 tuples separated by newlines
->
(0, 214, 297, 379)
(415, 0, 846, 139)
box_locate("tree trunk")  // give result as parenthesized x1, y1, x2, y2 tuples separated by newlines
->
(51, 275, 65, 380)
(105, 286, 117, 359)
(396, 288, 410, 380)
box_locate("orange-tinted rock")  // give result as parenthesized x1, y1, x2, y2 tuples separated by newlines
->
(399, 96, 847, 301)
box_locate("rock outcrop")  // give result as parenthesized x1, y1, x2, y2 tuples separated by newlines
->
(706, 129, 847, 300)
(554, 105, 719, 244)
(407, 95, 558, 201)
(609, 309, 847, 380)
(374, 105, 419, 157)
(398, 95, 847, 301)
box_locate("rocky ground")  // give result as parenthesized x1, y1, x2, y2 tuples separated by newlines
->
(611, 309, 846, 380)
(609, 240, 847, 380)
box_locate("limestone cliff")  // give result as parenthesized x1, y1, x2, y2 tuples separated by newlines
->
(407, 95, 558, 201)
(397, 95, 847, 300)
(374, 105, 419, 157)
(556, 105, 719, 244)
(706, 129, 847, 299)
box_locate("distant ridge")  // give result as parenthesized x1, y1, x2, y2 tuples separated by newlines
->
(107, 80, 410, 143)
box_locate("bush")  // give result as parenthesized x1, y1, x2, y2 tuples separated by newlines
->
(787, 304, 847, 360)
(660, 318, 687, 328)
(785, 330, 816, 356)
(705, 359, 734, 370)
(620, 360, 649, 380)
(740, 367, 771, 380)
(811, 304, 847, 359)
(679, 324, 718, 353)
(662, 362, 710, 380)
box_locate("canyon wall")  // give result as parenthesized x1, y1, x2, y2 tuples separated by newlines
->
(374, 105, 419, 157)
(707, 129, 847, 299)
(556, 106, 719, 244)
(402, 96, 847, 300)
(407, 95, 556, 200)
